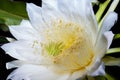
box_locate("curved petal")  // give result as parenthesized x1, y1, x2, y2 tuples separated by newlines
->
(1, 40, 42, 63)
(87, 62, 105, 76)
(85, 57, 104, 76)
(27, 3, 64, 32)
(7, 64, 70, 80)
(104, 31, 114, 49)
(100, 12, 118, 33)
(6, 60, 25, 69)
(95, 12, 117, 58)
(26, 3, 48, 32)
(9, 20, 40, 41)
(95, 34, 108, 58)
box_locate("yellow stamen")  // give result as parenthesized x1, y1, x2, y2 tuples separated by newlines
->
(45, 42, 64, 56)
(41, 19, 94, 73)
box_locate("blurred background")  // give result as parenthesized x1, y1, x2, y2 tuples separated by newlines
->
(0, 0, 120, 80)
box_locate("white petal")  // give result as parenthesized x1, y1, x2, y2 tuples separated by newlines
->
(9, 20, 40, 40)
(95, 31, 114, 58)
(88, 63, 105, 76)
(104, 31, 114, 49)
(6, 60, 25, 69)
(42, 0, 57, 9)
(40, 7, 64, 29)
(96, 12, 117, 43)
(27, 3, 65, 32)
(1, 40, 42, 63)
(86, 57, 101, 72)
(26, 3, 48, 32)
(95, 35, 107, 58)
(95, 12, 117, 58)
(86, 58, 105, 76)
(6, 37, 15, 42)
(100, 12, 118, 33)
(7, 64, 70, 80)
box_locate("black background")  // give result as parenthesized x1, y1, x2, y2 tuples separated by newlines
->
(0, 0, 120, 80)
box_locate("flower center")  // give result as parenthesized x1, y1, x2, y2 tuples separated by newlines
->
(43, 20, 83, 55)
(45, 42, 64, 56)
(42, 20, 94, 73)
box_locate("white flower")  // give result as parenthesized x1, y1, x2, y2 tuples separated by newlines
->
(1, 0, 118, 80)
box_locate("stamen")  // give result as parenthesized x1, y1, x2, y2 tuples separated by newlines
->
(45, 42, 64, 56)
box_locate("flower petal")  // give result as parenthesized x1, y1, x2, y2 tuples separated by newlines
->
(7, 64, 70, 80)
(100, 12, 118, 33)
(42, 0, 57, 9)
(1, 40, 42, 63)
(95, 12, 117, 58)
(95, 31, 114, 58)
(27, 3, 64, 29)
(27, 3, 57, 32)
(95, 35, 107, 58)
(6, 37, 15, 42)
(9, 20, 40, 40)
(88, 62, 105, 76)
(6, 60, 25, 69)
(93, 31, 113, 75)
(104, 31, 114, 49)
(26, 3, 45, 30)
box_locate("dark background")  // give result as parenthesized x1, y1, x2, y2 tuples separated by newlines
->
(0, 0, 120, 80)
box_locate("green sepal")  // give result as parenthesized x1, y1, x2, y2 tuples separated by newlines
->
(102, 56, 120, 67)
(96, 0, 110, 23)
(114, 33, 120, 40)
(107, 48, 120, 54)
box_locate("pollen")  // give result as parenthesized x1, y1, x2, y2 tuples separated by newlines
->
(43, 20, 84, 56)
(42, 19, 94, 72)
